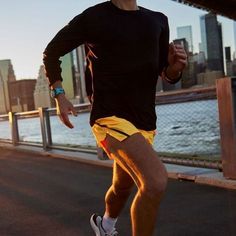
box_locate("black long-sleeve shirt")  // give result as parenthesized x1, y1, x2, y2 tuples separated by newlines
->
(43, 1, 170, 130)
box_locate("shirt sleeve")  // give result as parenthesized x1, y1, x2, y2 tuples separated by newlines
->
(43, 12, 87, 86)
(158, 15, 169, 76)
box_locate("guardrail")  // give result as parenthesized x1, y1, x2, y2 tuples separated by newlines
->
(1, 79, 236, 179)
(156, 86, 216, 104)
(0, 78, 236, 179)
(0, 97, 222, 170)
(5, 103, 92, 151)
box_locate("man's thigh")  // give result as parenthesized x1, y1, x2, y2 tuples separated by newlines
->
(103, 133, 166, 188)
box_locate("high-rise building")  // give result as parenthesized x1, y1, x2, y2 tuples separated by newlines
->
(200, 13, 224, 73)
(200, 16, 207, 58)
(192, 51, 207, 83)
(0, 59, 16, 114)
(177, 25, 193, 52)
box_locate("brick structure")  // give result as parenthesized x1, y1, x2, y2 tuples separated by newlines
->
(9, 79, 36, 112)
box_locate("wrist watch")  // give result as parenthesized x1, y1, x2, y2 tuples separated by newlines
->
(50, 87, 65, 98)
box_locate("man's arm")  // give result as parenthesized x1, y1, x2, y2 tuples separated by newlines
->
(43, 12, 87, 128)
(43, 13, 87, 86)
(158, 15, 187, 84)
(50, 81, 77, 129)
(164, 42, 187, 83)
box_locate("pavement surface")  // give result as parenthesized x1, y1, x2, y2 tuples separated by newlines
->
(0, 148, 236, 236)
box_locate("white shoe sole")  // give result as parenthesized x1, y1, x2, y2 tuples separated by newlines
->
(90, 214, 102, 236)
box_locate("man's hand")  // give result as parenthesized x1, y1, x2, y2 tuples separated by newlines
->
(166, 42, 188, 79)
(55, 94, 78, 129)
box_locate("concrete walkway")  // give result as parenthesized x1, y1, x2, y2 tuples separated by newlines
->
(0, 147, 236, 236)
(1, 143, 236, 190)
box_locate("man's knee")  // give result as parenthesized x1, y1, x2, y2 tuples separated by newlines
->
(141, 170, 168, 200)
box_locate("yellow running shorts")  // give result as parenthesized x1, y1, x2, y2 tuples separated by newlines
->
(92, 115, 156, 147)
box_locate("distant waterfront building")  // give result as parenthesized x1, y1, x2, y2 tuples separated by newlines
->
(34, 65, 53, 109)
(200, 13, 224, 73)
(197, 71, 224, 87)
(225, 47, 233, 76)
(177, 25, 193, 52)
(193, 51, 207, 75)
(0, 59, 16, 114)
(8, 79, 36, 112)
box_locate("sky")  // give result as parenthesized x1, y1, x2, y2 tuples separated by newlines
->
(0, 0, 235, 79)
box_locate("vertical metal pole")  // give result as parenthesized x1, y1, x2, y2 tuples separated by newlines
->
(77, 46, 86, 104)
(45, 109, 52, 146)
(216, 77, 236, 179)
(39, 107, 48, 150)
(8, 112, 19, 145)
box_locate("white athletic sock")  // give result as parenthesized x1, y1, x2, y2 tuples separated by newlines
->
(102, 212, 118, 233)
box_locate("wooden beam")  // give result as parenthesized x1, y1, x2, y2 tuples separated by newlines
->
(172, 0, 236, 19)
(216, 78, 236, 180)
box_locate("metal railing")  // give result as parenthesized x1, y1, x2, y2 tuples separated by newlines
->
(154, 85, 222, 169)
(0, 90, 223, 170)
(1, 103, 93, 152)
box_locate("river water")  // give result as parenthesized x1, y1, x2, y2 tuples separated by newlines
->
(0, 99, 221, 156)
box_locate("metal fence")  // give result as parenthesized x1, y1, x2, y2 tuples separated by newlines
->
(0, 87, 222, 169)
(154, 86, 221, 169)
(155, 97, 220, 156)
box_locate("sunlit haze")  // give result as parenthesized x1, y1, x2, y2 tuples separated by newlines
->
(0, 0, 234, 79)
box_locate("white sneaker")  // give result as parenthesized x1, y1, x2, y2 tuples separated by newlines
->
(90, 214, 118, 236)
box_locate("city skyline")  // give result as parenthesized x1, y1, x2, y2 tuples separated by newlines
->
(0, 0, 235, 79)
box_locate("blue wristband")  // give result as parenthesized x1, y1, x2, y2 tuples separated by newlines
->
(50, 87, 65, 98)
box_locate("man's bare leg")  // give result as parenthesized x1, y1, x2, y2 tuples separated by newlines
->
(102, 133, 168, 236)
(105, 161, 134, 218)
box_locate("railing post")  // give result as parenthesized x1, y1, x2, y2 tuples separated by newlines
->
(44, 109, 52, 146)
(39, 107, 49, 150)
(8, 112, 19, 146)
(216, 77, 236, 179)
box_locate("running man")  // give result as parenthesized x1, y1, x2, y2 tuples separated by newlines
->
(43, 1, 187, 235)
